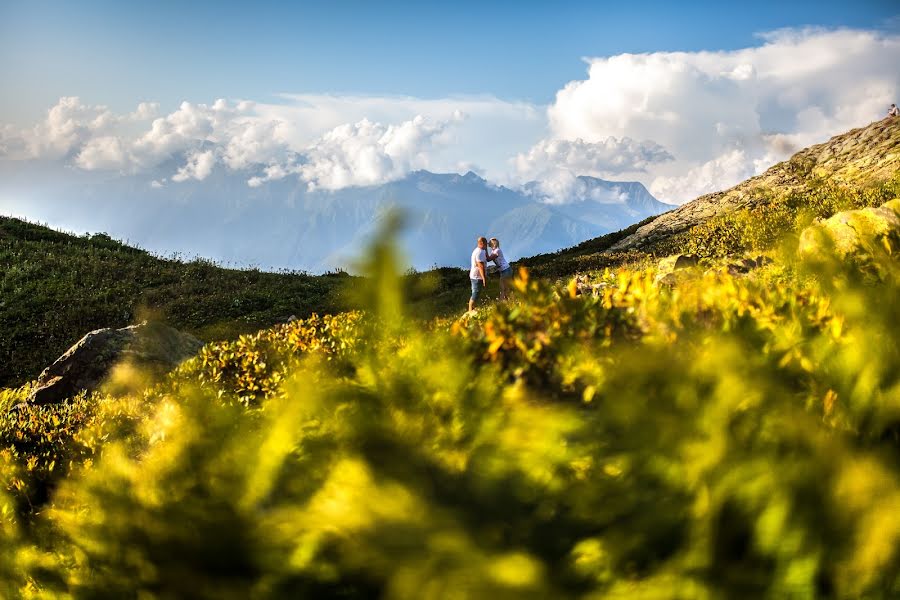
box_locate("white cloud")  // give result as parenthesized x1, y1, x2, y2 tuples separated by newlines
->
(131, 100, 227, 167)
(249, 94, 543, 183)
(527, 171, 633, 205)
(515, 137, 673, 177)
(130, 102, 160, 121)
(514, 136, 673, 202)
(221, 119, 290, 171)
(0, 97, 118, 160)
(0, 94, 532, 189)
(172, 149, 216, 182)
(2, 28, 898, 203)
(649, 149, 752, 202)
(74, 136, 129, 171)
(296, 114, 453, 190)
(545, 28, 900, 203)
(247, 163, 292, 188)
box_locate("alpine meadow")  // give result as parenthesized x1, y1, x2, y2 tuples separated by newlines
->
(3, 2, 900, 598)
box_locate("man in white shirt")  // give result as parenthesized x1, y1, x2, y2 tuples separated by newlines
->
(469, 236, 488, 311)
(890, 104, 900, 118)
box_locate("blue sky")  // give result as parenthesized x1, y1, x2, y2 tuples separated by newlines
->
(1, 0, 898, 122)
(0, 0, 899, 218)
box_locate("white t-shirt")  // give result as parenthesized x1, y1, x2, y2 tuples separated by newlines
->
(470, 247, 487, 280)
(490, 247, 510, 271)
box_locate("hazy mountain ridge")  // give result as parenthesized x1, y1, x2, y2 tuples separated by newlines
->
(0, 165, 673, 272)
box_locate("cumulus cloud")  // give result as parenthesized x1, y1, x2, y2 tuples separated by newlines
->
(0, 95, 494, 189)
(297, 115, 452, 190)
(2, 28, 898, 202)
(130, 102, 160, 121)
(527, 171, 633, 205)
(247, 163, 293, 188)
(649, 149, 753, 203)
(545, 28, 900, 203)
(514, 136, 673, 202)
(516, 137, 673, 176)
(74, 136, 129, 171)
(245, 114, 456, 190)
(0, 97, 118, 160)
(221, 120, 290, 171)
(131, 100, 231, 168)
(172, 149, 216, 182)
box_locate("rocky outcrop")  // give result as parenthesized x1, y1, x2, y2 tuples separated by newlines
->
(609, 118, 900, 252)
(798, 199, 900, 264)
(726, 256, 772, 276)
(28, 322, 203, 404)
(653, 253, 772, 287)
(654, 254, 702, 286)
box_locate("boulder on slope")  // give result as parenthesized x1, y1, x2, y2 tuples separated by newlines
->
(28, 322, 203, 404)
(798, 199, 900, 264)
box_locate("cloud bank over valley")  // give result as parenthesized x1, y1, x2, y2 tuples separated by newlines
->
(1, 27, 898, 269)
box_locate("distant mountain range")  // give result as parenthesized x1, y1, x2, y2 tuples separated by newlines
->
(0, 164, 673, 272)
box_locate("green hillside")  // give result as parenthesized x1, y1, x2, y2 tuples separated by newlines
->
(0, 216, 360, 388)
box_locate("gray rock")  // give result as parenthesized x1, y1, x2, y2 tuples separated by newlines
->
(726, 257, 769, 276)
(673, 254, 700, 270)
(657, 273, 678, 287)
(28, 322, 203, 404)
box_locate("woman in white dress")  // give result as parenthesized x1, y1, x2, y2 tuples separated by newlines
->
(487, 237, 512, 301)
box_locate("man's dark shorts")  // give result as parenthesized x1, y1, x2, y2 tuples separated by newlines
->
(470, 278, 484, 301)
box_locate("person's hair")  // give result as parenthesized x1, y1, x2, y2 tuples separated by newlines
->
(489, 237, 500, 248)
(478, 236, 487, 247)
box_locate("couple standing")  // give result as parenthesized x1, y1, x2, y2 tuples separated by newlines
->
(469, 236, 512, 311)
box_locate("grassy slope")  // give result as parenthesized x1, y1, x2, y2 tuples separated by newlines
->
(0, 210, 633, 388)
(0, 217, 351, 387)
(0, 216, 491, 387)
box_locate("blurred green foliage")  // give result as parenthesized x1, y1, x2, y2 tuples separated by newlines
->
(183, 311, 366, 405)
(2, 194, 900, 598)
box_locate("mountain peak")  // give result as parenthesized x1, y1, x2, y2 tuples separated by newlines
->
(407, 169, 484, 184)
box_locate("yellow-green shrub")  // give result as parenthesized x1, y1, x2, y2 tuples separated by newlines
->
(180, 311, 366, 405)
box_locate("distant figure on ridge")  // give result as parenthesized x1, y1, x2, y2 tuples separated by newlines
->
(469, 236, 488, 312)
(487, 237, 512, 301)
(889, 104, 900, 118)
